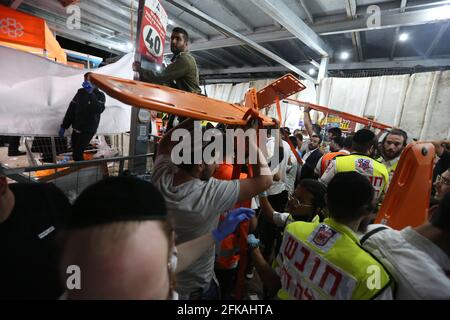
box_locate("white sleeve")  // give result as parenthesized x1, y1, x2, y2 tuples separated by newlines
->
(273, 211, 291, 228)
(314, 156, 323, 176)
(319, 159, 337, 186)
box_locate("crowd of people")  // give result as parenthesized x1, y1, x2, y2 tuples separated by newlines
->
(1, 27, 449, 301)
(1, 113, 449, 300)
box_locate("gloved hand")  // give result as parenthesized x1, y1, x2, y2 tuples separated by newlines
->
(212, 208, 255, 242)
(58, 127, 65, 138)
(82, 80, 94, 94)
(247, 234, 260, 250)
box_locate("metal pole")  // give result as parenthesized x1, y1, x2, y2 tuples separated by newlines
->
(129, 0, 150, 174)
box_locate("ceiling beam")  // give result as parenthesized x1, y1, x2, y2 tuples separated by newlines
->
(390, 0, 408, 60)
(20, 4, 119, 39)
(424, 21, 450, 57)
(166, 0, 315, 82)
(194, 50, 229, 68)
(199, 57, 450, 75)
(47, 22, 126, 54)
(214, 48, 250, 66)
(169, 16, 210, 41)
(184, 3, 450, 53)
(345, 0, 363, 62)
(250, 0, 331, 57)
(216, 0, 254, 32)
(298, 0, 314, 24)
(24, 0, 132, 38)
(9, 0, 24, 9)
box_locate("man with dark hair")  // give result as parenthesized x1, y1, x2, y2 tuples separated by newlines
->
(59, 72, 106, 161)
(361, 192, 450, 299)
(248, 172, 393, 300)
(378, 129, 408, 180)
(133, 27, 200, 94)
(320, 129, 389, 205)
(315, 135, 350, 177)
(0, 175, 71, 299)
(259, 179, 327, 228)
(327, 127, 342, 141)
(297, 133, 323, 181)
(151, 119, 272, 299)
(133, 27, 201, 129)
(60, 176, 253, 300)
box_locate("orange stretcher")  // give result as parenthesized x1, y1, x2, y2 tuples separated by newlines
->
(89, 73, 305, 126)
(285, 98, 392, 130)
(375, 142, 435, 229)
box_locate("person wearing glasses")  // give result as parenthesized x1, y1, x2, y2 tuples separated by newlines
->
(59, 176, 254, 300)
(258, 179, 327, 230)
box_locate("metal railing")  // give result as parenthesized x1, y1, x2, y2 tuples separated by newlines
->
(1, 153, 155, 202)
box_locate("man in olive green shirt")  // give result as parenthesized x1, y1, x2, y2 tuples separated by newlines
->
(133, 27, 201, 129)
(133, 27, 201, 94)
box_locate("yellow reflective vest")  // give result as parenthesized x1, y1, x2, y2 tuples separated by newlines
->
(275, 218, 393, 300)
(335, 154, 389, 202)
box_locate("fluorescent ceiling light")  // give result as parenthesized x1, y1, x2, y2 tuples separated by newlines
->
(399, 33, 409, 42)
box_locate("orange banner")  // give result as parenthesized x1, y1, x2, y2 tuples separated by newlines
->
(0, 5, 45, 48)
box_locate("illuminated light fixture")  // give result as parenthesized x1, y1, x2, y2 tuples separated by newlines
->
(429, 5, 450, 20)
(308, 68, 316, 75)
(156, 65, 162, 71)
(399, 33, 409, 42)
(340, 51, 350, 60)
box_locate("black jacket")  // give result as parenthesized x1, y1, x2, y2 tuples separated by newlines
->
(300, 148, 323, 180)
(61, 88, 106, 134)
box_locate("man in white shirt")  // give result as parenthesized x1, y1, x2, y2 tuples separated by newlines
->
(361, 193, 450, 299)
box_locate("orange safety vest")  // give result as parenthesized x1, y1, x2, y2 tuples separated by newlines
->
(214, 164, 251, 270)
(320, 151, 346, 175)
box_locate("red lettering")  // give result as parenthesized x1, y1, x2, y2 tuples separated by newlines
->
(368, 176, 383, 188)
(304, 288, 314, 300)
(281, 266, 292, 289)
(294, 282, 304, 299)
(283, 235, 298, 260)
(309, 257, 321, 281)
(294, 246, 310, 272)
(319, 265, 343, 297)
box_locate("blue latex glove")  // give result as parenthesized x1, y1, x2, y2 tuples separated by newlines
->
(82, 80, 94, 94)
(247, 234, 260, 250)
(212, 208, 255, 242)
(58, 127, 65, 138)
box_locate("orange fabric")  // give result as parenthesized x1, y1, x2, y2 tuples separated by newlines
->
(0, 6, 66, 63)
(214, 164, 251, 270)
(320, 151, 346, 175)
(375, 142, 434, 229)
(0, 5, 45, 48)
(44, 23, 67, 63)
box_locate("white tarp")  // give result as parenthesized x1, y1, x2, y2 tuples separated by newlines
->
(318, 72, 450, 140)
(0, 45, 134, 136)
(203, 78, 317, 130)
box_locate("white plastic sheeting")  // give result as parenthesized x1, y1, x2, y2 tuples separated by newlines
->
(318, 72, 450, 140)
(203, 78, 317, 130)
(0, 45, 134, 136)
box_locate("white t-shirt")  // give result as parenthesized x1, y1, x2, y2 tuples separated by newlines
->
(266, 138, 291, 196)
(361, 225, 450, 299)
(151, 155, 240, 297)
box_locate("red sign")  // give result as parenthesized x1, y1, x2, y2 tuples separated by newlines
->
(138, 0, 167, 64)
